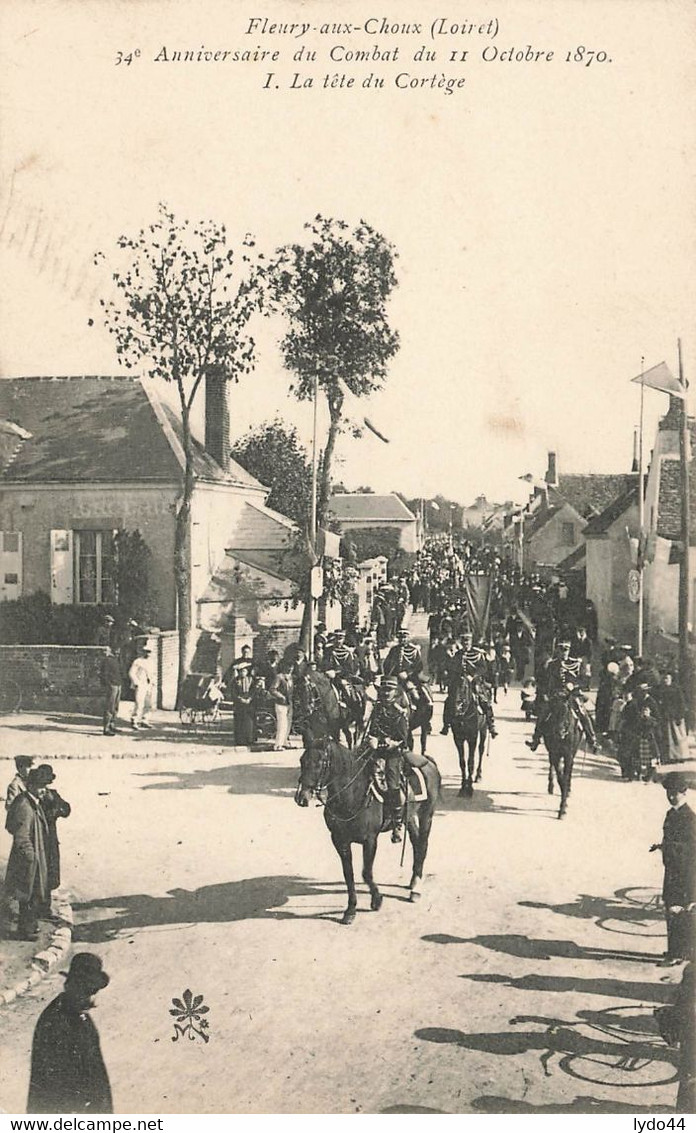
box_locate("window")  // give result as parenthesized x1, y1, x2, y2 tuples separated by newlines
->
(561, 522, 575, 547)
(75, 530, 117, 605)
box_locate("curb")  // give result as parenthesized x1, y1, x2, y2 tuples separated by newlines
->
(0, 744, 303, 762)
(0, 891, 73, 1008)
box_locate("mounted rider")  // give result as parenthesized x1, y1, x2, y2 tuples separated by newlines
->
(321, 628, 362, 711)
(527, 639, 597, 752)
(366, 675, 411, 842)
(441, 630, 498, 737)
(383, 628, 433, 714)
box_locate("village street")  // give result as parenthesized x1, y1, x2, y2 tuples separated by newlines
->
(0, 630, 683, 1115)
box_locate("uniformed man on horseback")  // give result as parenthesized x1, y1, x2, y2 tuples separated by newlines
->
(383, 628, 433, 714)
(441, 630, 498, 738)
(322, 628, 362, 712)
(366, 675, 410, 842)
(527, 639, 597, 752)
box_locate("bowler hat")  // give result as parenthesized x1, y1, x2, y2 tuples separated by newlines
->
(61, 953, 110, 991)
(33, 764, 56, 786)
(662, 772, 689, 794)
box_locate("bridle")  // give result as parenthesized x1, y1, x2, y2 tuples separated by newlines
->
(297, 738, 377, 823)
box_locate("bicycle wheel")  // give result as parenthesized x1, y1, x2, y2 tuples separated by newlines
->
(0, 678, 21, 714)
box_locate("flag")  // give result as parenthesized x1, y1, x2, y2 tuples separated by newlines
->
(631, 361, 685, 399)
(337, 378, 390, 443)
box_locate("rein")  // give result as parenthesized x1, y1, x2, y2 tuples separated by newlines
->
(302, 740, 376, 823)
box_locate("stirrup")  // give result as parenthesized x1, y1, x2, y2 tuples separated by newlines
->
(391, 823, 403, 843)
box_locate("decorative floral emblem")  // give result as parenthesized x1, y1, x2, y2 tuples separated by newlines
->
(170, 989, 210, 1043)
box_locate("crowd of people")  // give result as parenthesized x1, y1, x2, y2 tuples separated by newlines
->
(1, 531, 694, 1112)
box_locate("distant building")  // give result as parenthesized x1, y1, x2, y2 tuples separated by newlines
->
(583, 485, 640, 645)
(461, 495, 507, 531)
(642, 397, 696, 650)
(329, 493, 418, 554)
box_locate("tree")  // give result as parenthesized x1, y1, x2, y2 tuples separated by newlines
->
(231, 419, 312, 526)
(97, 204, 266, 700)
(271, 215, 399, 649)
(272, 215, 399, 530)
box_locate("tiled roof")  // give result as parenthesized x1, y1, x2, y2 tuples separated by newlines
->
(0, 376, 264, 489)
(583, 486, 638, 536)
(556, 543, 586, 570)
(199, 549, 300, 603)
(551, 473, 638, 519)
(329, 493, 416, 523)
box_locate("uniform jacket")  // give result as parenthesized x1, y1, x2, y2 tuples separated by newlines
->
(27, 994, 113, 1114)
(369, 701, 409, 750)
(128, 657, 152, 689)
(662, 802, 696, 907)
(4, 791, 49, 903)
(383, 643, 423, 680)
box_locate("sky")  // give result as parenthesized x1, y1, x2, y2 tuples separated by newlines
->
(1, 0, 694, 507)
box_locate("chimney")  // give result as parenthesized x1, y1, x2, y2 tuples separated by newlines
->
(545, 451, 558, 487)
(204, 374, 230, 472)
(631, 428, 639, 473)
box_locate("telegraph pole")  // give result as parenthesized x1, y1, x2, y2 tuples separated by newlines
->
(677, 338, 693, 726)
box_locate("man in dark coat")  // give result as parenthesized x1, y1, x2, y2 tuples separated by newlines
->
(651, 772, 696, 964)
(35, 764, 71, 899)
(27, 952, 112, 1114)
(4, 769, 49, 940)
(366, 677, 410, 841)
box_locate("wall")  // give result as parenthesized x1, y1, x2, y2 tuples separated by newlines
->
(337, 518, 417, 554)
(0, 483, 179, 628)
(190, 484, 251, 627)
(0, 644, 105, 713)
(525, 504, 586, 572)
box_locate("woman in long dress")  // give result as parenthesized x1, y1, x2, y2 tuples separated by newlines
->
(657, 672, 689, 763)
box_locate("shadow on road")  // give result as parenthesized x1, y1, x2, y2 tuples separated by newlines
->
(421, 932, 658, 964)
(436, 787, 556, 819)
(136, 762, 299, 795)
(72, 874, 353, 941)
(415, 1011, 677, 1081)
(519, 888, 663, 926)
(472, 1095, 672, 1114)
(459, 971, 674, 1004)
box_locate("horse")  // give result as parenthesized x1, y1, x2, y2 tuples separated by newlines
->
(395, 682, 434, 755)
(543, 691, 582, 819)
(330, 675, 368, 748)
(294, 668, 441, 923)
(449, 675, 488, 797)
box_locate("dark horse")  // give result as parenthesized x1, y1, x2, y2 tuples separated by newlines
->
(395, 683, 434, 755)
(543, 691, 582, 819)
(450, 675, 488, 797)
(294, 668, 441, 923)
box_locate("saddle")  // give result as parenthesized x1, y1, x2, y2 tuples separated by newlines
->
(370, 762, 428, 804)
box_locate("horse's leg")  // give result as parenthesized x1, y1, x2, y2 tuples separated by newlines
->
(362, 835, 382, 911)
(558, 746, 576, 819)
(547, 748, 555, 794)
(331, 832, 357, 924)
(454, 729, 467, 796)
(475, 723, 485, 782)
(420, 709, 432, 756)
(409, 804, 433, 901)
(466, 730, 476, 796)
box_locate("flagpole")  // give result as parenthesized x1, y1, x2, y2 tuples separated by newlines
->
(637, 357, 645, 657)
(309, 372, 319, 655)
(677, 337, 692, 727)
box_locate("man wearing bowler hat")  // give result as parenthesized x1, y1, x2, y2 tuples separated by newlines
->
(651, 772, 696, 965)
(27, 952, 113, 1113)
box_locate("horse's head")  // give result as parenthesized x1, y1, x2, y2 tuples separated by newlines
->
(295, 743, 331, 807)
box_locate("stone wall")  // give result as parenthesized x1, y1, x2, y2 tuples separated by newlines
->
(0, 644, 105, 713)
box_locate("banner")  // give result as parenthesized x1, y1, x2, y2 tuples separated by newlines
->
(463, 573, 492, 639)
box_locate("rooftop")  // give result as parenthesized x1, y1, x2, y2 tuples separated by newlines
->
(551, 473, 638, 519)
(329, 493, 416, 523)
(0, 376, 264, 490)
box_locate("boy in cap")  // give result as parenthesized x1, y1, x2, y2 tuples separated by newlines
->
(27, 953, 112, 1113)
(650, 772, 696, 965)
(4, 755, 34, 809)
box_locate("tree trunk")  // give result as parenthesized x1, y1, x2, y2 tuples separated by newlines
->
(317, 407, 340, 529)
(175, 409, 195, 708)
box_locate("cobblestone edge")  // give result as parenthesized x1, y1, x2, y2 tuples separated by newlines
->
(0, 892, 73, 1007)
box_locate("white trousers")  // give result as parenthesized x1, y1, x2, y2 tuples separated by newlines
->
(132, 683, 152, 723)
(274, 703, 292, 748)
